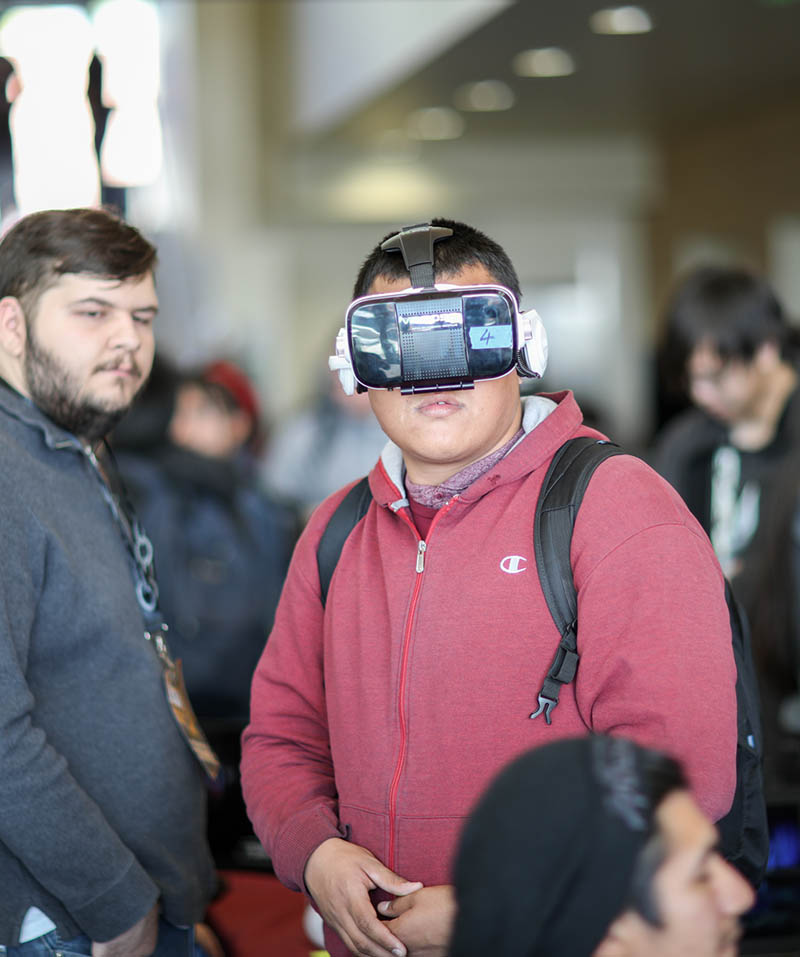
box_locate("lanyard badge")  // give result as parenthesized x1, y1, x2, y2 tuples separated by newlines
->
(86, 444, 221, 781)
(147, 626, 221, 781)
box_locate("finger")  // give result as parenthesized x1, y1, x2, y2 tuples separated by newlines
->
(377, 896, 413, 918)
(342, 903, 409, 957)
(362, 861, 423, 897)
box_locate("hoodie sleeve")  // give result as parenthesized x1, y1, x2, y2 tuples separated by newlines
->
(241, 491, 351, 893)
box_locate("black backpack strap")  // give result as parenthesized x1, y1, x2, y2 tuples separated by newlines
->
(529, 437, 625, 724)
(316, 476, 373, 608)
(716, 577, 769, 886)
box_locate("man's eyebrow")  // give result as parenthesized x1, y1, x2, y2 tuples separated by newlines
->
(70, 296, 113, 307)
(70, 296, 158, 313)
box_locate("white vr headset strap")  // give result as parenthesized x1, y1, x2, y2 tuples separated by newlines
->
(329, 327, 356, 395)
(516, 309, 548, 379)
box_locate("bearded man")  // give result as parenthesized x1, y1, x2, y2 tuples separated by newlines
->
(0, 208, 216, 957)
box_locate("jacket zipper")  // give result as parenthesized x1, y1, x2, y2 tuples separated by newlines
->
(387, 497, 457, 870)
(415, 540, 426, 572)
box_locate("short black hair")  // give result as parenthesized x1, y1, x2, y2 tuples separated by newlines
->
(624, 748, 688, 926)
(660, 265, 794, 391)
(352, 217, 522, 302)
(0, 206, 157, 321)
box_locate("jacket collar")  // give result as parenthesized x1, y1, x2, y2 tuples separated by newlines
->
(0, 376, 82, 451)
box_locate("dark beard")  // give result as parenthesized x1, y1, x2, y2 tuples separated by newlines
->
(24, 331, 136, 444)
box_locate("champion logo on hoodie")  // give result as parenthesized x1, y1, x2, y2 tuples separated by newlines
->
(500, 555, 528, 574)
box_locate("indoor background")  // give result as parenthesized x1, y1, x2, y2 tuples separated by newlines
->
(0, 0, 798, 447)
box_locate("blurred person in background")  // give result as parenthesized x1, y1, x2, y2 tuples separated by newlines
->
(651, 265, 800, 789)
(450, 735, 754, 957)
(114, 357, 297, 869)
(0, 207, 217, 956)
(261, 356, 388, 520)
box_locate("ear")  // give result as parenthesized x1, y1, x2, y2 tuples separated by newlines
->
(0, 296, 28, 359)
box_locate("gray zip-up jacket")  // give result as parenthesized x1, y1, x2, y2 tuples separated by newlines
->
(0, 381, 216, 946)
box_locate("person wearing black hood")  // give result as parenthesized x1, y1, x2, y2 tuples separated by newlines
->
(115, 358, 297, 719)
(448, 736, 754, 957)
(113, 357, 297, 867)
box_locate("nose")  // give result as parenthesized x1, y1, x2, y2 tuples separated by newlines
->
(713, 856, 756, 916)
(108, 311, 143, 351)
(689, 376, 717, 408)
(688, 379, 728, 421)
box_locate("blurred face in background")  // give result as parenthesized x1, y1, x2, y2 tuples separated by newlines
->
(169, 382, 251, 460)
(686, 340, 777, 425)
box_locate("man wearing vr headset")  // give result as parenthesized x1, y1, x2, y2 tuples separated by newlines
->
(241, 220, 737, 957)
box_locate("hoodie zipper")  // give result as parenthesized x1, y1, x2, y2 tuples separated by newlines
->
(386, 496, 457, 870)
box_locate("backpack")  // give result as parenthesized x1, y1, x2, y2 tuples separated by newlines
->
(316, 436, 770, 887)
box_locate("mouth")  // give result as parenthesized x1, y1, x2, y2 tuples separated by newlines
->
(96, 359, 141, 379)
(416, 395, 462, 412)
(696, 399, 730, 421)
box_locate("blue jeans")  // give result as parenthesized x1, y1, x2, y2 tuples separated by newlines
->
(1, 931, 92, 957)
(2, 919, 194, 957)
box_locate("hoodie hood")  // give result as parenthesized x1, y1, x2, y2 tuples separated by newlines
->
(371, 390, 591, 510)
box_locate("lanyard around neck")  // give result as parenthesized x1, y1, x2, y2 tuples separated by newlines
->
(81, 440, 162, 623)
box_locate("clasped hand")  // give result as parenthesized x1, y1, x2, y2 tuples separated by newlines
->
(304, 838, 455, 957)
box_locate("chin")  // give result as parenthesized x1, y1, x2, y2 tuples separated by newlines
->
(91, 386, 139, 411)
(698, 405, 733, 424)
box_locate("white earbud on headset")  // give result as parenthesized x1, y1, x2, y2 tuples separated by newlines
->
(516, 309, 548, 379)
(329, 327, 356, 396)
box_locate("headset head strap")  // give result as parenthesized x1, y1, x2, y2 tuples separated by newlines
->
(380, 222, 454, 289)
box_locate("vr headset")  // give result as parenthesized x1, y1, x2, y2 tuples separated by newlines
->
(329, 223, 548, 395)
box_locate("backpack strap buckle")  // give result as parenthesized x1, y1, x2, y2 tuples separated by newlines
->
(529, 694, 557, 725)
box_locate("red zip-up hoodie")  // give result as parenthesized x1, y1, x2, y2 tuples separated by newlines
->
(242, 392, 736, 956)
